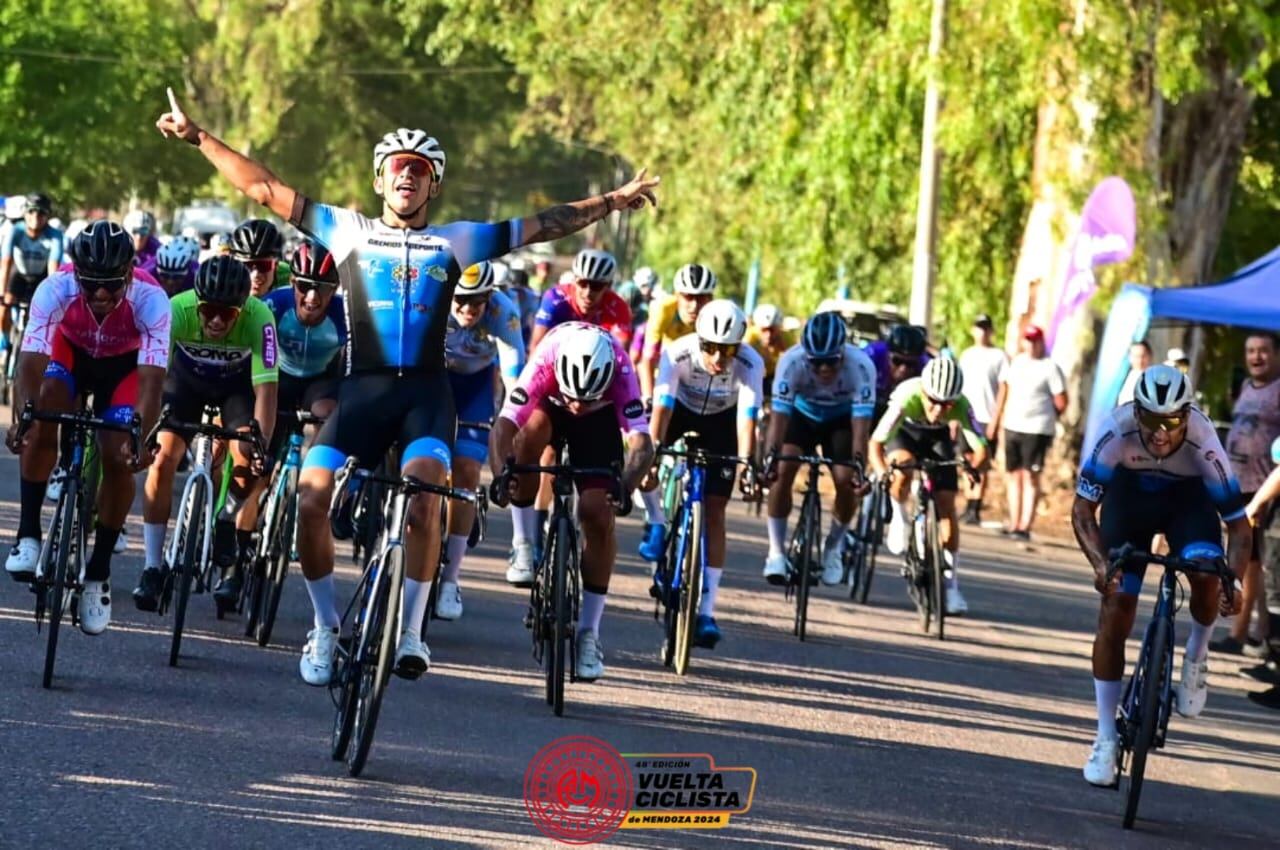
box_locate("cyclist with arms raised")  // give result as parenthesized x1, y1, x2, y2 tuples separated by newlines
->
(155, 89, 658, 685)
(1072, 365, 1249, 786)
(869, 357, 988, 614)
(5, 222, 169, 635)
(763, 312, 876, 585)
(645, 300, 763, 649)
(490, 322, 654, 681)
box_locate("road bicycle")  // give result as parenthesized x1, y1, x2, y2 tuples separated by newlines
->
(0, 302, 29, 406)
(844, 472, 889, 605)
(890, 458, 965, 640)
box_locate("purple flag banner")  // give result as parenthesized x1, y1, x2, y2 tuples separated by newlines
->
(1046, 176, 1136, 350)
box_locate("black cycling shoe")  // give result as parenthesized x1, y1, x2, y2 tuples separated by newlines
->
(212, 518, 238, 569)
(213, 573, 243, 616)
(132, 566, 166, 613)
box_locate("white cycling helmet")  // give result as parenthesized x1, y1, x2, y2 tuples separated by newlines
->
(490, 260, 511, 289)
(673, 263, 717, 295)
(457, 261, 496, 295)
(921, 356, 964, 403)
(633, 266, 658, 289)
(572, 248, 617, 283)
(64, 217, 90, 243)
(372, 128, 446, 180)
(4, 196, 25, 221)
(752, 303, 783, 329)
(555, 325, 617, 401)
(1134, 364, 1192, 415)
(696, 299, 747, 345)
(156, 235, 200, 274)
(123, 209, 156, 234)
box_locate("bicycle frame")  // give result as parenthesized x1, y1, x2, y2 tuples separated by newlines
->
(666, 463, 707, 608)
(1121, 570, 1178, 748)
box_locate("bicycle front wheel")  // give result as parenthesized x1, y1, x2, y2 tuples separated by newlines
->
(257, 476, 296, 647)
(42, 476, 79, 689)
(673, 501, 704, 675)
(793, 490, 819, 641)
(349, 547, 403, 777)
(170, 477, 208, 667)
(857, 487, 885, 604)
(549, 515, 573, 716)
(1123, 616, 1170, 829)
(926, 499, 946, 641)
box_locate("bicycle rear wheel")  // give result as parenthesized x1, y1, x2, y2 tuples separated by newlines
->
(926, 499, 946, 641)
(1123, 616, 1170, 829)
(548, 515, 572, 716)
(256, 476, 296, 647)
(170, 478, 208, 667)
(659, 515, 680, 668)
(42, 476, 79, 689)
(673, 501, 704, 675)
(349, 547, 402, 777)
(793, 490, 819, 641)
(857, 487, 885, 603)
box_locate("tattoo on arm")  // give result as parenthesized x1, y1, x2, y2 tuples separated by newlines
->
(526, 196, 611, 243)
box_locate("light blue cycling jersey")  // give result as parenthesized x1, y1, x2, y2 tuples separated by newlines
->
(445, 288, 526, 380)
(263, 287, 347, 379)
(772, 343, 877, 422)
(3, 221, 64, 280)
(289, 198, 521, 374)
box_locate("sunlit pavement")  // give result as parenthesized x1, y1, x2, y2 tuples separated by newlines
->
(0, 436, 1276, 849)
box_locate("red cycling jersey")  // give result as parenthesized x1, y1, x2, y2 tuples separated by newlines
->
(22, 268, 171, 368)
(533, 283, 633, 349)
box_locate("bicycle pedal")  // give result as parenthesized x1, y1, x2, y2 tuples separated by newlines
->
(522, 609, 534, 629)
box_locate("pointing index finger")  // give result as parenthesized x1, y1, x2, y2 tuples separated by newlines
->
(167, 86, 181, 114)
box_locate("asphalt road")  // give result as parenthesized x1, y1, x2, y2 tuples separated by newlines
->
(0, 433, 1277, 849)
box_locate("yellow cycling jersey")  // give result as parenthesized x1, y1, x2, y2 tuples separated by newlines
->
(643, 295, 695, 357)
(744, 325, 794, 381)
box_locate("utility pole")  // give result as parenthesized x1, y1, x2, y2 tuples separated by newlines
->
(909, 0, 946, 332)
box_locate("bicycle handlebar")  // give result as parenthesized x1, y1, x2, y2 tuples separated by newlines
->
(277, 409, 327, 428)
(1106, 544, 1237, 604)
(146, 404, 265, 455)
(338, 458, 483, 505)
(491, 460, 625, 512)
(15, 401, 142, 460)
(657, 444, 755, 467)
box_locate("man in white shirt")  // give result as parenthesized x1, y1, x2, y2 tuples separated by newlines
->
(1116, 340, 1152, 405)
(958, 313, 1006, 525)
(987, 325, 1067, 541)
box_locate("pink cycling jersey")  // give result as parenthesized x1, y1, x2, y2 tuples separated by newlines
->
(499, 321, 649, 435)
(22, 269, 171, 368)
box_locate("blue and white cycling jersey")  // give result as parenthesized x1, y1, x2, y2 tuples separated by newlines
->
(289, 199, 521, 373)
(3, 221, 64, 280)
(263, 287, 347, 379)
(444, 289, 526, 383)
(771, 343, 877, 422)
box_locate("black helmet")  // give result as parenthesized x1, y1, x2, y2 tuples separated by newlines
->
(887, 324, 927, 358)
(289, 240, 338, 284)
(25, 193, 52, 215)
(70, 220, 135, 278)
(194, 256, 252, 307)
(229, 218, 283, 260)
(802, 311, 847, 359)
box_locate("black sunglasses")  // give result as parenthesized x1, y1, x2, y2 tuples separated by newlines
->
(454, 293, 489, 308)
(293, 277, 337, 294)
(75, 271, 128, 294)
(576, 278, 611, 292)
(699, 340, 740, 358)
(807, 354, 842, 369)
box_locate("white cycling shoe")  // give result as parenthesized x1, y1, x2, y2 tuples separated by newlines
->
(1083, 736, 1119, 786)
(46, 468, 66, 502)
(79, 581, 111, 635)
(576, 629, 605, 681)
(1176, 656, 1209, 718)
(435, 580, 463, 621)
(762, 553, 789, 586)
(945, 586, 968, 615)
(506, 541, 536, 587)
(5, 538, 40, 582)
(886, 512, 908, 556)
(820, 536, 844, 586)
(299, 626, 339, 686)
(394, 627, 431, 680)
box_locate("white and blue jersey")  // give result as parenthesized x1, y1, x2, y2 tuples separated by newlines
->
(772, 343, 877, 422)
(263, 288, 347, 379)
(3, 221, 64, 282)
(289, 198, 521, 374)
(444, 289, 526, 384)
(1077, 403, 1246, 521)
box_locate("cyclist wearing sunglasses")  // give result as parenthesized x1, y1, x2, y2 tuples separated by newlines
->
(134, 256, 278, 615)
(123, 210, 161, 276)
(1072, 365, 1250, 786)
(643, 300, 764, 648)
(864, 324, 930, 421)
(438, 260, 526, 621)
(229, 218, 285, 297)
(530, 248, 632, 353)
(157, 88, 657, 686)
(639, 263, 717, 401)
(154, 235, 201, 296)
(1, 194, 64, 335)
(763, 311, 876, 586)
(5, 221, 170, 635)
(491, 322, 654, 681)
(870, 357, 988, 615)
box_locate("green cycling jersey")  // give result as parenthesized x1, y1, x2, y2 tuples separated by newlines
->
(169, 289, 279, 386)
(871, 376, 987, 448)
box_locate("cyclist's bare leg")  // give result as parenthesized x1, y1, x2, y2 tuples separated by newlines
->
(143, 430, 189, 526)
(228, 433, 261, 531)
(765, 446, 802, 556)
(885, 448, 917, 503)
(1092, 591, 1138, 680)
(935, 490, 959, 553)
(22, 377, 73, 482)
(577, 488, 615, 590)
(447, 457, 480, 541)
(831, 464, 857, 525)
(402, 456, 447, 583)
(705, 494, 730, 565)
(1185, 572, 1221, 648)
(296, 466, 335, 582)
(95, 430, 135, 528)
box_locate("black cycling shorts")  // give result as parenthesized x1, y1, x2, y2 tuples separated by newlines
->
(8, 273, 43, 305)
(1005, 429, 1053, 473)
(1100, 467, 1224, 596)
(162, 367, 255, 432)
(665, 403, 738, 498)
(885, 420, 958, 492)
(266, 371, 339, 461)
(783, 411, 852, 462)
(304, 369, 454, 473)
(542, 400, 623, 493)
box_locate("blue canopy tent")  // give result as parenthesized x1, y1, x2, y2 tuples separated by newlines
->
(1084, 245, 1280, 451)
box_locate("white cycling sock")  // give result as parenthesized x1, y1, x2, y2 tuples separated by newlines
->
(1185, 617, 1214, 663)
(580, 590, 606, 638)
(305, 575, 340, 629)
(403, 578, 429, 639)
(767, 516, 787, 557)
(700, 566, 723, 616)
(511, 505, 538, 545)
(143, 522, 166, 569)
(442, 534, 468, 584)
(1094, 678, 1121, 741)
(642, 490, 666, 526)
(943, 550, 959, 590)
(218, 491, 243, 523)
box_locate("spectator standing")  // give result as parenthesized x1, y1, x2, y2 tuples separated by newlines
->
(987, 325, 1066, 541)
(958, 313, 1007, 525)
(1211, 332, 1280, 656)
(1116, 340, 1152, 405)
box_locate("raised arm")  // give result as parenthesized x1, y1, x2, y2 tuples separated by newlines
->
(518, 170, 660, 246)
(155, 87, 297, 221)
